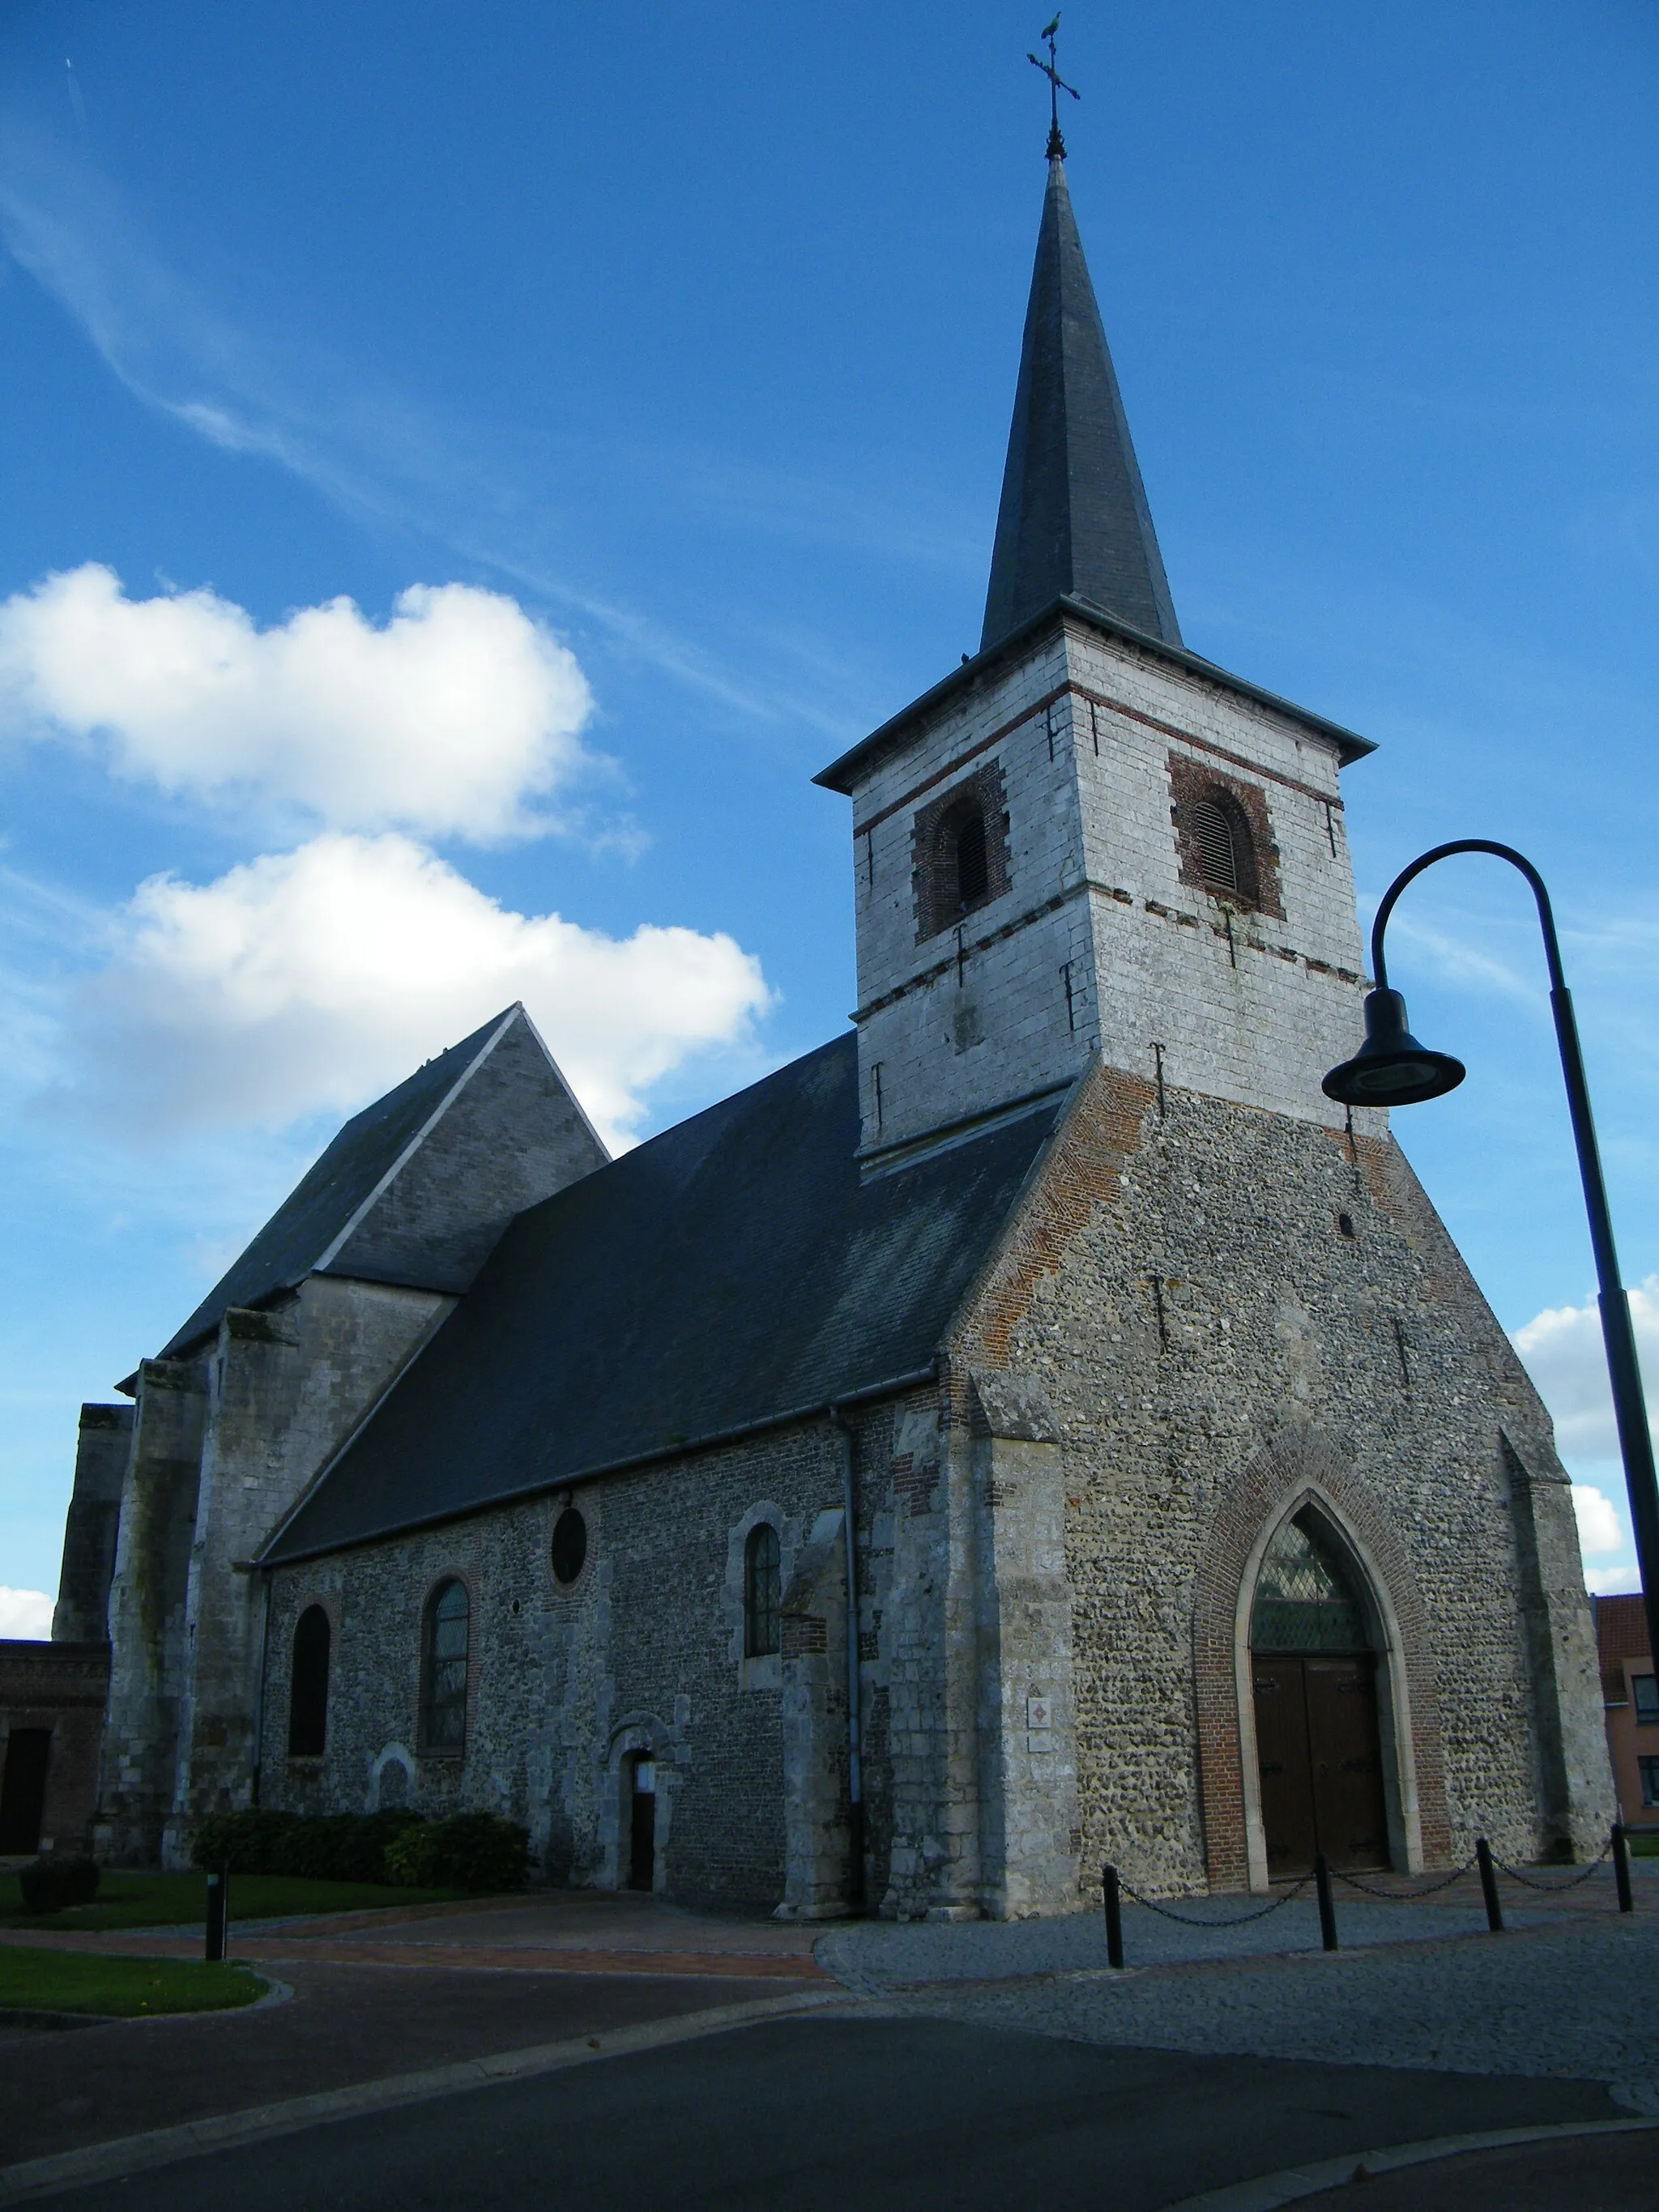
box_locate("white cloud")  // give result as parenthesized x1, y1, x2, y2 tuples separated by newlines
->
(74, 832, 772, 1150)
(1512, 1278, 1659, 1462)
(1572, 1483, 1625, 1557)
(0, 1587, 53, 1639)
(0, 565, 595, 842)
(1586, 1564, 1644, 1596)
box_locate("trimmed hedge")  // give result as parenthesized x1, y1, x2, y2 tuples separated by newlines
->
(384, 1814, 529, 1894)
(19, 1856, 101, 1915)
(190, 1809, 423, 1883)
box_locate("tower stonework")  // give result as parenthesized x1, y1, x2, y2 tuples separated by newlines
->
(821, 608, 1374, 1161)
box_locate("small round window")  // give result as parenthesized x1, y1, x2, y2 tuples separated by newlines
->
(551, 1508, 588, 1586)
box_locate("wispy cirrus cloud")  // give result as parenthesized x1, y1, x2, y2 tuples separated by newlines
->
(0, 123, 932, 745)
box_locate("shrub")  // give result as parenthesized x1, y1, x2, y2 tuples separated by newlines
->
(18, 1856, 100, 1915)
(383, 1813, 529, 1894)
(190, 1809, 424, 1883)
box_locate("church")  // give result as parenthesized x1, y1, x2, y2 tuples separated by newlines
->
(46, 131, 1612, 1916)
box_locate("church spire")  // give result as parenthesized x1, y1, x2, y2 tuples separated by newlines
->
(979, 145, 1182, 654)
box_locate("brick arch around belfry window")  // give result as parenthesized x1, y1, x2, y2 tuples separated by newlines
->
(911, 761, 1012, 944)
(1167, 753, 1285, 921)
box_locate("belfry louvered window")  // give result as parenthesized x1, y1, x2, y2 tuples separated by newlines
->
(1191, 793, 1247, 895)
(953, 810, 990, 912)
(421, 1579, 469, 1752)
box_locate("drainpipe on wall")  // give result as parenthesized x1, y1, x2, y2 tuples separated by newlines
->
(827, 1403, 865, 1912)
(248, 1566, 272, 1809)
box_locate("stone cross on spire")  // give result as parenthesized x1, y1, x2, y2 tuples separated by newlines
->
(1027, 14, 1079, 162)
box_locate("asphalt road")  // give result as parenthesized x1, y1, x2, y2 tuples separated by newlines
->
(29, 2014, 1627, 2212)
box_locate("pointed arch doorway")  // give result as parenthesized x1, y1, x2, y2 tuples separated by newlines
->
(1250, 1510, 1392, 1875)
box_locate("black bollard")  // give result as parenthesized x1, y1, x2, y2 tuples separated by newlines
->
(1614, 1822, 1634, 1915)
(1103, 1863, 1124, 1970)
(1475, 1837, 1504, 1933)
(1314, 1851, 1338, 1951)
(205, 1862, 228, 1963)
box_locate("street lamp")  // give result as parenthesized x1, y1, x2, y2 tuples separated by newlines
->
(1324, 839, 1659, 1673)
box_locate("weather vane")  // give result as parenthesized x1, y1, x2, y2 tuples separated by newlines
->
(1028, 14, 1080, 161)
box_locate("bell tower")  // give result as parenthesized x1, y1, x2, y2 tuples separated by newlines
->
(817, 145, 1376, 1166)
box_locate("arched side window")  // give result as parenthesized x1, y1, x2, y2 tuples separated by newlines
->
(744, 1524, 781, 1658)
(1189, 788, 1258, 904)
(287, 1605, 331, 1758)
(421, 1579, 470, 1753)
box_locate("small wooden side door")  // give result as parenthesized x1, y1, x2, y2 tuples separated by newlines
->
(1252, 1659, 1316, 1877)
(1304, 1654, 1390, 1870)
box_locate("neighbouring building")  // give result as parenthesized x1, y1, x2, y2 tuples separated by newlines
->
(49, 129, 1614, 1912)
(1594, 1593, 1659, 1832)
(0, 1641, 110, 1857)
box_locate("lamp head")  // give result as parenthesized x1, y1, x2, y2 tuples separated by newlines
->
(1322, 987, 1465, 1108)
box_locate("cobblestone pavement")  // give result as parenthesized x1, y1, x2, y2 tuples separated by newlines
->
(819, 1887, 1659, 2115)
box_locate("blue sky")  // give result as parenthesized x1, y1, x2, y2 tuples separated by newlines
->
(2, 0, 1657, 1623)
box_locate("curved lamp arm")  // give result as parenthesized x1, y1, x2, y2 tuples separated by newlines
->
(1366, 842, 1659, 1680)
(1371, 839, 1566, 997)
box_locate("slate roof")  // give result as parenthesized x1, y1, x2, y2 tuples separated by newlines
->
(160, 1010, 513, 1359)
(261, 1034, 1066, 1563)
(980, 153, 1181, 654)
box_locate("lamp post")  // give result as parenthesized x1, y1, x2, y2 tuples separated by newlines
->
(1323, 840, 1659, 1671)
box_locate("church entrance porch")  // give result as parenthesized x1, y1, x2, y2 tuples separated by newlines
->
(1249, 1511, 1392, 1876)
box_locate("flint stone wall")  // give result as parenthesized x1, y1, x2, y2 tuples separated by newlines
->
(262, 1416, 894, 1913)
(949, 1059, 1614, 1894)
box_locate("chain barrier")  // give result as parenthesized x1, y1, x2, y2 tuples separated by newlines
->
(1332, 1857, 1475, 1900)
(1102, 1827, 1636, 1969)
(1490, 1835, 1614, 1892)
(1115, 1869, 1313, 1927)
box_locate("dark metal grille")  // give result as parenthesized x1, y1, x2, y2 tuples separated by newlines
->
(287, 1604, 331, 1757)
(422, 1579, 469, 1750)
(1191, 796, 1242, 893)
(954, 811, 989, 910)
(1251, 1512, 1369, 1652)
(744, 1523, 781, 1657)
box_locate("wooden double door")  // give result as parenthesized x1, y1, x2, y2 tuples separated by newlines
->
(1252, 1652, 1390, 1875)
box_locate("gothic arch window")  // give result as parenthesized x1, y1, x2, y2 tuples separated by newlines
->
(744, 1523, 781, 1658)
(1250, 1510, 1371, 1652)
(420, 1579, 470, 1754)
(1189, 787, 1258, 905)
(287, 1605, 331, 1758)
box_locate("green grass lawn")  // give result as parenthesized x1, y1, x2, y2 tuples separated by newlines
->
(0, 1869, 465, 1931)
(1629, 1831, 1659, 1856)
(0, 1947, 267, 2017)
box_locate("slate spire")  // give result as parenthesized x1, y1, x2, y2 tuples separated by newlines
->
(980, 151, 1181, 653)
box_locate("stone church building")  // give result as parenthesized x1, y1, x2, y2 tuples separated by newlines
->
(45, 144, 1612, 1915)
